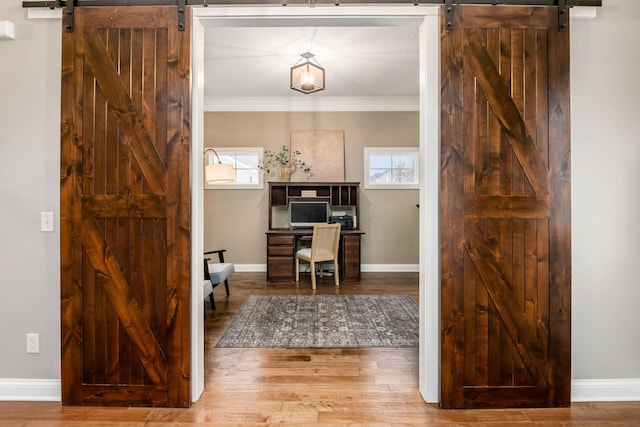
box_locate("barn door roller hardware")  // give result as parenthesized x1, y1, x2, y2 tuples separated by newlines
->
(444, 0, 454, 31)
(22, 0, 601, 32)
(177, 0, 186, 31)
(558, 0, 575, 32)
(64, 0, 74, 32)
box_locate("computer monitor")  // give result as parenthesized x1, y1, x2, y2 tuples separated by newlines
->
(289, 201, 329, 228)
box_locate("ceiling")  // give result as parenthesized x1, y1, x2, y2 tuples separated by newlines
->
(202, 19, 421, 111)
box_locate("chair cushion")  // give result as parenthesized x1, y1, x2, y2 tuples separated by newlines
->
(296, 248, 334, 262)
(207, 263, 235, 284)
(203, 279, 213, 299)
(296, 248, 312, 260)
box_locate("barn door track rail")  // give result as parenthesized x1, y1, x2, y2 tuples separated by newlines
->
(22, 0, 602, 33)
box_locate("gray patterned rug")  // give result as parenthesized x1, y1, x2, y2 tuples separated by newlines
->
(215, 294, 419, 348)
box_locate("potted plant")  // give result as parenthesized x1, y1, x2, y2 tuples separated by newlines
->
(260, 145, 312, 182)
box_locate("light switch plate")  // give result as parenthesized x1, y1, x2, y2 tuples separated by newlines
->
(41, 212, 54, 232)
(26, 333, 39, 354)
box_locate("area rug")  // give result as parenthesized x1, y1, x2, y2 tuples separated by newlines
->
(215, 294, 419, 348)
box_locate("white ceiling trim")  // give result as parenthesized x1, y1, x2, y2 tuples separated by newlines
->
(203, 96, 419, 112)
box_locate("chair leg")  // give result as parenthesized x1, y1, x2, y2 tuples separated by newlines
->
(310, 260, 316, 290)
(334, 259, 340, 287)
(209, 293, 216, 310)
(319, 262, 323, 278)
(295, 257, 300, 282)
(224, 279, 230, 296)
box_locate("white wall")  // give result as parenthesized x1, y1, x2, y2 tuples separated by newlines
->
(570, 0, 640, 394)
(0, 0, 638, 401)
(0, 3, 62, 392)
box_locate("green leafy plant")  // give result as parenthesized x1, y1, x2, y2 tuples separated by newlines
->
(259, 145, 312, 175)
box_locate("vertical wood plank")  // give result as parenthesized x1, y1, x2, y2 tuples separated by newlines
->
(105, 219, 119, 384)
(463, 250, 476, 385)
(474, 72, 488, 197)
(79, 24, 96, 384)
(523, 28, 538, 198)
(60, 10, 85, 403)
(440, 3, 465, 409)
(487, 29, 502, 196)
(94, 65, 107, 196)
(511, 29, 525, 196)
(537, 218, 550, 356)
(475, 268, 489, 386)
(155, 218, 168, 353)
(155, 30, 169, 167)
(105, 29, 119, 197)
(130, 28, 145, 196)
(547, 10, 571, 406)
(499, 27, 518, 389)
(520, 218, 538, 384)
(536, 30, 550, 169)
(165, 6, 191, 406)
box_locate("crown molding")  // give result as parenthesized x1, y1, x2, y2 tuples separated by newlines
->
(203, 96, 419, 112)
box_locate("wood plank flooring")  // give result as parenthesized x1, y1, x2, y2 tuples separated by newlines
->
(1, 272, 639, 425)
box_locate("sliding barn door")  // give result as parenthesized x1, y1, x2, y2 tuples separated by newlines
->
(440, 5, 571, 408)
(60, 6, 191, 406)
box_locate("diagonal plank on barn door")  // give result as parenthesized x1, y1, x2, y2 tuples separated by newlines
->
(83, 26, 166, 196)
(463, 28, 549, 196)
(464, 221, 549, 387)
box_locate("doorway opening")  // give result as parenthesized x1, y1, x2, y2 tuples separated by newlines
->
(190, 5, 440, 404)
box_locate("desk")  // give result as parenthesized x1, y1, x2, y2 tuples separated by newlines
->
(266, 229, 365, 282)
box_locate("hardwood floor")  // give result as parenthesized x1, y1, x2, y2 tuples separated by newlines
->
(1, 272, 639, 425)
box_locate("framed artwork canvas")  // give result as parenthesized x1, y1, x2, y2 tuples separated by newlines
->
(290, 130, 345, 182)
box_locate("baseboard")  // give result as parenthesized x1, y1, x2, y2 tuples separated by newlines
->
(361, 264, 419, 273)
(235, 264, 266, 272)
(0, 379, 61, 401)
(235, 264, 420, 273)
(0, 377, 638, 402)
(572, 378, 640, 402)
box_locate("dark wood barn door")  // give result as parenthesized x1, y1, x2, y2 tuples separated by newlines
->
(60, 6, 191, 406)
(440, 5, 571, 408)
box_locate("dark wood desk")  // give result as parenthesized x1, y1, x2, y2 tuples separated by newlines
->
(266, 229, 365, 282)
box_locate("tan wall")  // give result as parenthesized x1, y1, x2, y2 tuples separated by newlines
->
(204, 111, 419, 267)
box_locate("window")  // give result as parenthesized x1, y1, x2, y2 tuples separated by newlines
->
(205, 147, 263, 189)
(364, 147, 419, 189)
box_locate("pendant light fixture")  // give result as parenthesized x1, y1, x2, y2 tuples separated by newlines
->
(290, 52, 325, 95)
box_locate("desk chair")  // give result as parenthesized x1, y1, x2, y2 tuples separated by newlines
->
(295, 223, 341, 289)
(204, 249, 234, 310)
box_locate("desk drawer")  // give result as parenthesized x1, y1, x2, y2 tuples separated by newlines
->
(268, 245, 295, 256)
(268, 257, 294, 279)
(267, 235, 295, 246)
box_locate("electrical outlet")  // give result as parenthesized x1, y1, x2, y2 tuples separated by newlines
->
(41, 212, 54, 232)
(26, 333, 40, 354)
